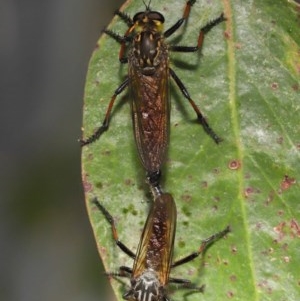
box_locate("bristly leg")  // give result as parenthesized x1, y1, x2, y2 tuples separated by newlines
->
(80, 77, 129, 146)
(91, 198, 136, 259)
(171, 226, 230, 268)
(169, 68, 222, 144)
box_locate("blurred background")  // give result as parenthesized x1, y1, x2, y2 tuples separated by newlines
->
(0, 0, 124, 300)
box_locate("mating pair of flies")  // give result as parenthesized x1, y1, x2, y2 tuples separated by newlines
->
(81, 0, 230, 300)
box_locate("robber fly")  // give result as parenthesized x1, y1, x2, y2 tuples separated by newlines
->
(92, 193, 230, 301)
(80, 0, 225, 190)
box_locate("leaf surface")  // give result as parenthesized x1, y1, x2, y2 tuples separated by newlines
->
(81, 0, 300, 300)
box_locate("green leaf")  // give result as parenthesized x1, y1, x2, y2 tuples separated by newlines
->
(81, 0, 300, 300)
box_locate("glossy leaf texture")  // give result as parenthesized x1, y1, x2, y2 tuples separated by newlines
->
(81, 0, 300, 300)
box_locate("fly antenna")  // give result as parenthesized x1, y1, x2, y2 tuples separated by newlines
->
(143, 0, 152, 11)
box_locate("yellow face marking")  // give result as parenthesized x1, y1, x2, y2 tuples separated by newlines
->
(134, 19, 164, 34)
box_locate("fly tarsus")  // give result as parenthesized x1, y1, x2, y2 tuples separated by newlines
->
(201, 13, 226, 34)
(80, 77, 129, 147)
(171, 225, 230, 268)
(103, 29, 129, 44)
(169, 277, 205, 292)
(169, 68, 222, 144)
(164, 0, 197, 38)
(198, 225, 231, 253)
(103, 29, 130, 63)
(79, 122, 108, 147)
(114, 10, 134, 27)
(169, 13, 225, 53)
(196, 113, 223, 144)
(105, 265, 133, 278)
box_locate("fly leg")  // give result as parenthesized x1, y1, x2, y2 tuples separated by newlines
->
(80, 11, 133, 146)
(103, 29, 131, 63)
(105, 266, 133, 278)
(91, 198, 136, 259)
(170, 68, 222, 144)
(114, 10, 134, 27)
(80, 77, 129, 146)
(164, 0, 198, 38)
(164, 226, 229, 298)
(167, 227, 229, 295)
(171, 226, 230, 268)
(168, 13, 225, 52)
(167, 13, 225, 143)
(169, 277, 205, 292)
(104, 10, 135, 63)
(160, 276, 204, 301)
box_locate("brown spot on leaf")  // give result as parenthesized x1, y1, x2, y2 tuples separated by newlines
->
(201, 181, 208, 188)
(102, 150, 111, 156)
(230, 275, 237, 282)
(224, 31, 231, 39)
(213, 167, 220, 174)
(212, 205, 218, 212)
(228, 159, 241, 170)
(273, 219, 300, 241)
(292, 83, 299, 91)
(231, 245, 237, 254)
(181, 194, 192, 202)
(274, 221, 287, 240)
(271, 82, 279, 90)
(257, 279, 273, 294)
(244, 187, 254, 198)
(227, 291, 234, 298)
(280, 175, 296, 191)
(277, 210, 284, 216)
(82, 173, 93, 192)
(124, 178, 134, 186)
(276, 136, 283, 144)
(264, 190, 275, 206)
(291, 219, 300, 238)
(283, 256, 290, 263)
(235, 43, 242, 49)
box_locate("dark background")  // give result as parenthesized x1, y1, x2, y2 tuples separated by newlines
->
(0, 1, 124, 300)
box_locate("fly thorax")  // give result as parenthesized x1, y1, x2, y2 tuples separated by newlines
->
(127, 269, 161, 301)
(133, 32, 163, 74)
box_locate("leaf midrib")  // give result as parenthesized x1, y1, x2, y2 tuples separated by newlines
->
(223, 1, 259, 300)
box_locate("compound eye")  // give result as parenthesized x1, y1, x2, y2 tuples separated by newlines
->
(133, 12, 146, 23)
(133, 11, 165, 23)
(148, 11, 165, 23)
